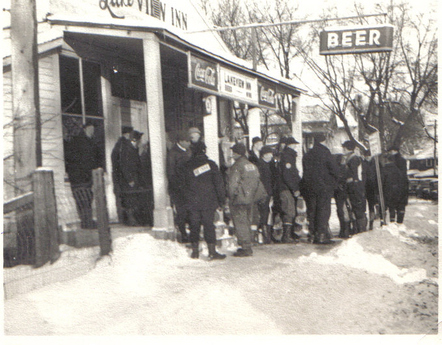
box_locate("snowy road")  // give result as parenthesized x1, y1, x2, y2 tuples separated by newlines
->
(3, 199, 439, 340)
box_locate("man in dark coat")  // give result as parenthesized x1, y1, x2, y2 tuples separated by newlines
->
(301, 133, 339, 244)
(167, 131, 191, 242)
(342, 140, 367, 233)
(111, 126, 133, 224)
(118, 130, 143, 226)
(363, 152, 378, 230)
(279, 136, 301, 243)
(249, 136, 263, 165)
(139, 141, 154, 226)
(384, 146, 409, 224)
(181, 141, 226, 260)
(333, 154, 352, 238)
(256, 145, 275, 244)
(65, 121, 102, 229)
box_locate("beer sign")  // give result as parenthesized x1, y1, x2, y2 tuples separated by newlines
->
(320, 25, 394, 55)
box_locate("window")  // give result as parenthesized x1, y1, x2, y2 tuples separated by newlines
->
(59, 55, 102, 116)
(111, 71, 146, 102)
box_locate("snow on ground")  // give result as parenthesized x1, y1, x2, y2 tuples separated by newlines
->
(299, 225, 431, 285)
(3, 199, 438, 338)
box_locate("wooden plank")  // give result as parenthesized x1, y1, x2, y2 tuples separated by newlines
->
(92, 168, 112, 256)
(3, 192, 34, 214)
(33, 169, 60, 268)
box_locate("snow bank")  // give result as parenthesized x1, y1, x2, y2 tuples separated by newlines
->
(299, 224, 433, 285)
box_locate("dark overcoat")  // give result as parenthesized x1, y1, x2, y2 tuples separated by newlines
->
(382, 162, 409, 208)
(65, 132, 100, 185)
(182, 154, 226, 211)
(279, 147, 301, 194)
(301, 142, 338, 196)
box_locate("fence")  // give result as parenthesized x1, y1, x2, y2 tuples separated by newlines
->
(3, 169, 60, 268)
(3, 168, 112, 298)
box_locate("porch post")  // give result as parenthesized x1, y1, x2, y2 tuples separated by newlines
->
(203, 95, 220, 165)
(142, 33, 174, 238)
(291, 96, 303, 176)
(247, 107, 261, 149)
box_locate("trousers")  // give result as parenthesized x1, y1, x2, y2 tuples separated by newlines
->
(230, 204, 253, 248)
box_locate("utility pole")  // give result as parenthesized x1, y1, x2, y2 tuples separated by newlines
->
(11, 0, 42, 194)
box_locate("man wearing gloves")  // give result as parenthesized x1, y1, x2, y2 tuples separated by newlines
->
(181, 141, 226, 260)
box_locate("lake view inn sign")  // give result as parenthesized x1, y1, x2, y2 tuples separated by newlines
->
(99, 0, 188, 30)
(320, 25, 394, 55)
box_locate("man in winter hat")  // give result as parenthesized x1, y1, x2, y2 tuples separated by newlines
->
(181, 141, 226, 260)
(228, 143, 264, 256)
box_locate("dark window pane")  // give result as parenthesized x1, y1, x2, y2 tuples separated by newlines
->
(83, 60, 102, 116)
(111, 71, 146, 102)
(59, 55, 82, 115)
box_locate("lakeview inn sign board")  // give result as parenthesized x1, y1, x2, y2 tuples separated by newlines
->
(320, 25, 394, 55)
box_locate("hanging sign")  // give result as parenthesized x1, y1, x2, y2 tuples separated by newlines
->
(320, 25, 394, 55)
(369, 130, 382, 156)
(258, 81, 277, 109)
(189, 54, 218, 92)
(219, 67, 258, 104)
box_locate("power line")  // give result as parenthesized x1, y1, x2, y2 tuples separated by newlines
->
(187, 13, 388, 34)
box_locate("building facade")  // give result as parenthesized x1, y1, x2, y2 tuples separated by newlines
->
(3, 0, 303, 238)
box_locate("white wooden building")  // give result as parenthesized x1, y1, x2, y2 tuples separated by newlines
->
(3, 0, 303, 238)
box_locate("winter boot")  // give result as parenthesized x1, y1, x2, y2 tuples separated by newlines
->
(126, 208, 137, 226)
(271, 226, 282, 243)
(233, 245, 253, 257)
(262, 225, 271, 244)
(397, 211, 405, 224)
(190, 242, 199, 259)
(291, 224, 301, 243)
(208, 243, 226, 260)
(179, 227, 190, 243)
(339, 221, 351, 238)
(282, 224, 295, 243)
(356, 217, 367, 233)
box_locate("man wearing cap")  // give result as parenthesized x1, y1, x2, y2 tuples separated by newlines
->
(188, 127, 202, 144)
(117, 130, 144, 226)
(181, 141, 226, 260)
(256, 145, 275, 244)
(278, 136, 302, 243)
(111, 126, 134, 223)
(249, 137, 263, 164)
(167, 131, 191, 242)
(65, 120, 102, 228)
(227, 143, 263, 257)
(301, 133, 339, 244)
(342, 140, 367, 233)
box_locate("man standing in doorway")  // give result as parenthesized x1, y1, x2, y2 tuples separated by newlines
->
(279, 136, 302, 243)
(301, 133, 339, 244)
(167, 130, 191, 242)
(65, 120, 102, 229)
(111, 126, 134, 224)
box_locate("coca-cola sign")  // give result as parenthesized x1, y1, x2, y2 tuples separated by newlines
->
(190, 55, 218, 92)
(258, 81, 276, 109)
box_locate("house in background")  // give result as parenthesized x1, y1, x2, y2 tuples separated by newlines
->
(301, 105, 358, 154)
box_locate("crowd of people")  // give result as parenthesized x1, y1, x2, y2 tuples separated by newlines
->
(65, 123, 409, 260)
(165, 128, 409, 260)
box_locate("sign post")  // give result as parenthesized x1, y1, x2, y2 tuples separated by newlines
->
(369, 130, 386, 226)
